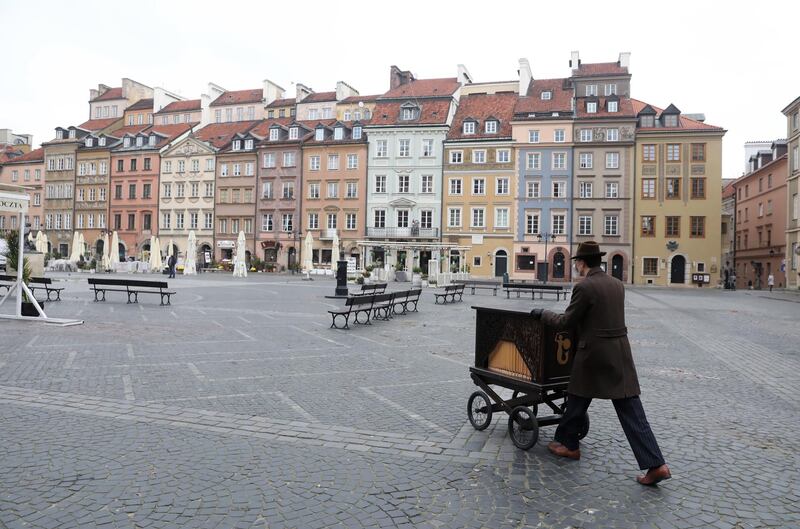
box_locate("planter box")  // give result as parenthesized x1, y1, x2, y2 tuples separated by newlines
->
(22, 301, 45, 317)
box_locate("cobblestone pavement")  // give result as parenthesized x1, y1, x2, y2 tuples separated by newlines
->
(0, 274, 798, 528)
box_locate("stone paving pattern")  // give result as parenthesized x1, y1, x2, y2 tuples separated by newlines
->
(0, 273, 798, 528)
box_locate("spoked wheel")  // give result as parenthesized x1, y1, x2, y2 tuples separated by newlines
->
(578, 413, 590, 440)
(507, 405, 539, 450)
(467, 391, 492, 430)
(511, 391, 538, 417)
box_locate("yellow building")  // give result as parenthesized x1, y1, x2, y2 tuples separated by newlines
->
(632, 101, 725, 286)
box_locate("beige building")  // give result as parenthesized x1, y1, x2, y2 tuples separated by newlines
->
(42, 127, 85, 256)
(75, 134, 114, 257)
(0, 147, 44, 234)
(210, 81, 284, 124)
(295, 81, 359, 121)
(782, 96, 800, 289)
(89, 79, 152, 121)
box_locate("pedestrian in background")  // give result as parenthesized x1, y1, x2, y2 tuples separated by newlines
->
(731, 271, 737, 291)
(768, 273, 775, 292)
(168, 253, 177, 279)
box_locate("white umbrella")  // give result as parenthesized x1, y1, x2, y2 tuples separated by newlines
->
(153, 237, 163, 271)
(69, 231, 81, 261)
(232, 231, 247, 278)
(102, 232, 111, 270)
(331, 231, 340, 267)
(43, 233, 50, 255)
(110, 231, 120, 269)
(303, 232, 313, 272)
(167, 238, 174, 258)
(35, 231, 45, 253)
(78, 232, 85, 260)
(184, 231, 197, 275)
(148, 235, 157, 271)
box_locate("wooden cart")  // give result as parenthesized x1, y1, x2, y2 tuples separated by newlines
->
(467, 306, 589, 449)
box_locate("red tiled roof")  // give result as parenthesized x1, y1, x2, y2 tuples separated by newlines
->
(341, 94, 380, 104)
(631, 99, 724, 131)
(194, 121, 261, 149)
(381, 77, 460, 99)
(6, 147, 44, 163)
(369, 99, 453, 126)
(156, 99, 201, 114)
(0, 146, 26, 164)
(572, 62, 629, 77)
(447, 92, 517, 140)
(301, 91, 337, 103)
(574, 96, 637, 119)
(127, 98, 153, 111)
(266, 97, 295, 108)
(210, 89, 263, 107)
(79, 118, 121, 131)
(514, 78, 573, 115)
(722, 181, 737, 199)
(90, 87, 124, 102)
(107, 125, 150, 138)
(249, 118, 293, 138)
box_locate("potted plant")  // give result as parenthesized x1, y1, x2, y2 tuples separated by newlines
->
(3, 231, 42, 317)
(411, 266, 423, 287)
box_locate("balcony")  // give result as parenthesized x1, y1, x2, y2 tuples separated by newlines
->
(319, 228, 338, 240)
(367, 227, 439, 239)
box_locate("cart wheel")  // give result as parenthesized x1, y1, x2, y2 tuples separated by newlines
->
(508, 406, 539, 450)
(467, 391, 492, 431)
(511, 391, 537, 416)
(578, 413, 590, 440)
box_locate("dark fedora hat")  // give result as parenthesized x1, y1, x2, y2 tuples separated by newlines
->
(572, 241, 606, 260)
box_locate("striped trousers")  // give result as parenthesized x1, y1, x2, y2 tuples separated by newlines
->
(554, 393, 666, 470)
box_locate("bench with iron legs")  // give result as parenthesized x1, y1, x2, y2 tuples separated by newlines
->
(88, 278, 176, 306)
(357, 282, 387, 295)
(391, 288, 421, 315)
(28, 277, 65, 301)
(454, 280, 501, 296)
(0, 274, 15, 295)
(371, 292, 396, 321)
(328, 294, 377, 329)
(503, 282, 570, 301)
(434, 284, 465, 304)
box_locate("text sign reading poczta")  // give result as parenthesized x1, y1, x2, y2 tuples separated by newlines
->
(0, 195, 29, 214)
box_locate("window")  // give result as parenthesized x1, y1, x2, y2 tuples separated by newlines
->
(352, 126, 362, 140)
(449, 150, 463, 163)
(642, 144, 656, 161)
(541, 91, 551, 101)
(579, 129, 592, 142)
(528, 130, 540, 143)
(220, 164, 229, 177)
(608, 101, 618, 113)
(605, 182, 619, 198)
(587, 102, 597, 114)
(309, 156, 320, 170)
(421, 174, 433, 193)
(526, 152, 541, 170)
(448, 207, 462, 227)
(346, 182, 358, 198)
(130, 158, 137, 171)
(315, 128, 324, 141)
(282, 214, 293, 232)
(449, 178, 462, 195)
(690, 216, 705, 238)
(473, 256, 482, 267)
(307, 213, 319, 230)
(327, 182, 338, 198)
(398, 139, 410, 157)
(554, 129, 565, 142)
(553, 153, 566, 169)
(585, 84, 597, 96)
(261, 214, 273, 232)
(262, 182, 273, 199)
(218, 218, 227, 233)
(643, 257, 658, 275)
(665, 178, 680, 199)
(472, 150, 486, 163)
(526, 181, 540, 198)
(347, 154, 358, 169)
(420, 210, 433, 229)
(485, 121, 497, 134)
(496, 177, 509, 195)
(579, 152, 593, 168)
(191, 159, 199, 172)
(374, 210, 386, 228)
(463, 121, 476, 135)
(664, 114, 678, 127)
(346, 213, 357, 230)
(667, 144, 681, 161)
(113, 214, 121, 230)
(76, 214, 84, 229)
(233, 164, 242, 176)
(605, 152, 619, 169)
(495, 208, 509, 228)
(375, 175, 386, 193)
(178, 160, 186, 173)
(604, 84, 617, 96)
(328, 154, 339, 170)
(606, 129, 619, 142)
(472, 178, 485, 195)
(308, 183, 320, 199)
(665, 216, 680, 237)
(691, 143, 706, 162)
(604, 215, 618, 236)
(129, 184, 136, 199)
(396, 210, 409, 228)
(397, 174, 409, 193)
(579, 181, 592, 198)
(247, 163, 256, 176)
(279, 152, 293, 167)
(115, 184, 123, 199)
(552, 181, 566, 198)
(641, 216, 655, 236)
(471, 208, 485, 228)
(642, 179, 655, 199)
(289, 127, 299, 140)
(35, 169, 41, 180)
(578, 215, 592, 235)
(551, 214, 565, 235)
(402, 107, 416, 120)
(376, 140, 388, 157)
(205, 182, 214, 197)
(691, 178, 706, 199)
(263, 153, 276, 168)
(143, 183, 152, 199)
(526, 213, 539, 234)
(128, 213, 136, 231)
(282, 182, 294, 199)
(176, 212, 184, 230)
(496, 149, 510, 163)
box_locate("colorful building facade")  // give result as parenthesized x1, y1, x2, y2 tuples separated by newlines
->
(783, 96, 800, 289)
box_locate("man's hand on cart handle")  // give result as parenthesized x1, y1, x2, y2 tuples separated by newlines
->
(530, 308, 543, 319)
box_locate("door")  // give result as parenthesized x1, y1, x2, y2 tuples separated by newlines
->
(553, 252, 565, 279)
(670, 255, 686, 284)
(537, 261, 548, 282)
(494, 250, 507, 277)
(611, 254, 623, 280)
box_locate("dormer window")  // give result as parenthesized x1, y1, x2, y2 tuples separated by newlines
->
(608, 101, 618, 113)
(334, 127, 343, 140)
(123, 137, 131, 147)
(400, 103, 419, 121)
(640, 116, 655, 128)
(587, 102, 597, 114)
(541, 91, 552, 101)
(315, 128, 324, 141)
(233, 140, 241, 151)
(99, 137, 106, 147)
(245, 139, 254, 150)
(85, 138, 93, 147)
(485, 120, 497, 134)
(269, 128, 280, 141)
(352, 126, 362, 140)
(148, 135, 156, 146)
(68, 129, 76, 139)
(136, 136, 143, 147)
(463, 121, 476, 135)
(663, 115, 678, 127)
(56, 129, 64, 139)
(288, 127, 298, 140)
(585, 85, 598, 96)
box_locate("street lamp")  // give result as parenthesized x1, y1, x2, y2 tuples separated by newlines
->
(537, 232, 556, 283)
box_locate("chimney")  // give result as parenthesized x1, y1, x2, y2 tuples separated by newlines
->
(570, 51, 580, 69)
(335, 81, 359, 101)
(518, 58, 532, 95)
(295, 83, 313, 103)
(389, 65, 415, 90)
(618, 52, 631, 69)
(263, 79, 285, 106)
(200, 93, 211, 127)
(457, 64, 473, 86)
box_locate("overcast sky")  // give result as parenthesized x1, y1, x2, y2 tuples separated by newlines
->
(2, 0, 798, 178)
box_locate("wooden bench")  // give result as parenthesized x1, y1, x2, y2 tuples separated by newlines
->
(454, 280, 501, 296)
(371, 292, 396, 321)
(434, 284, 465, 304)
(28, 277, 65, 301)
(503, 282, 570, 301)
(0, 274, 16, 295)
(357, 282, 387, 295)
(328, 294, 377, 329)
(88, 278, 176, 306)
(391, 288, 422, 315)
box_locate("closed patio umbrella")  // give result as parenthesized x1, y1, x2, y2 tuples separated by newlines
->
(110, 231, 120, 269)
(303, 232, 313, 272)
(184, 231, 197, 275)
(232, 231, 247, 278)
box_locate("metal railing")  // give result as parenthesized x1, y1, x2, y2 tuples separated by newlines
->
(366, 227, 439, 238)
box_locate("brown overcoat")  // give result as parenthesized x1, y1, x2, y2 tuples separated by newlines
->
(542, 267, 640, 399)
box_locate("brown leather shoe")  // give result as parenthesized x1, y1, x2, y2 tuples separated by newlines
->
(636, 464, 671, 486)
(547, 441, 581, 460)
